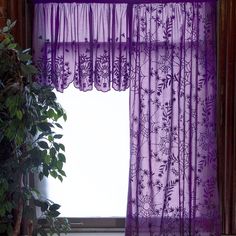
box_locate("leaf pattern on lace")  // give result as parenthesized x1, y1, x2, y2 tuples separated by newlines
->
(33, 2, 220, 235)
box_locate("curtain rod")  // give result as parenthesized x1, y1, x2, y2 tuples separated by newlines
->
(34, 0, 216, 3)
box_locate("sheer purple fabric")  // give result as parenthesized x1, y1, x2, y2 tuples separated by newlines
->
(126, 2, 220, 236)
(33, 0, 220, 235)
(33, 3, 132, 92)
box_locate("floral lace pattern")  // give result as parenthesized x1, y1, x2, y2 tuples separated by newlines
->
(126, 2, 220, 236)
(33, 1, 220, 235)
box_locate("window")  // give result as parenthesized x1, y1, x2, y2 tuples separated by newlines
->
(38, 85, 130, 220)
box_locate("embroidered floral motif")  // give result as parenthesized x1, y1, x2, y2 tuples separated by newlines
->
(127, 2, 220, 236)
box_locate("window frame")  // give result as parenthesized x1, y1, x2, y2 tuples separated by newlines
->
(18, 0, 236, 234)
(39, 217, 126, 233)
(67, 217, 125, 232)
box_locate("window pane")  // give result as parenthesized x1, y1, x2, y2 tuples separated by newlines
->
(40, 86, 130, 217)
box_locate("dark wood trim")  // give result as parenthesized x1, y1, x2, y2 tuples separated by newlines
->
(0, 0, 7, 27)
(0, 0, 33, 48)
(68, 217, 125, 230)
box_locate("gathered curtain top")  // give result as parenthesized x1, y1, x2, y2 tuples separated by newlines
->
(34, 0, 216, 3)
(33, 0, 216, 92)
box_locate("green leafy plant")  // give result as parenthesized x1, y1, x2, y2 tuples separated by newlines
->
(0, 20, 70, 235)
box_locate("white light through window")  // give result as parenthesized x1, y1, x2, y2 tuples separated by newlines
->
(42, 86, 130, 217)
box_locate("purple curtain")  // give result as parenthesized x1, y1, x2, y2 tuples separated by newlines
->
(33, 2, 132, 92)
(33, 0, 220, 235)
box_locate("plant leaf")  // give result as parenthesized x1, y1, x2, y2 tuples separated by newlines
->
(49, 210, 60, 217)
(50, 170, 58, 178)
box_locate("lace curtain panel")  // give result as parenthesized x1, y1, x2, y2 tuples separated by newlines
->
(33, 0, 220, 235)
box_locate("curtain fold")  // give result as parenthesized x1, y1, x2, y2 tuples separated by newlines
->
(33, 0, 220, 235)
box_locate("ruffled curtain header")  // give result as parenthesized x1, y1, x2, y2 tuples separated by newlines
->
(33, 0, 216, 92)
(34, 0, 216, 3)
